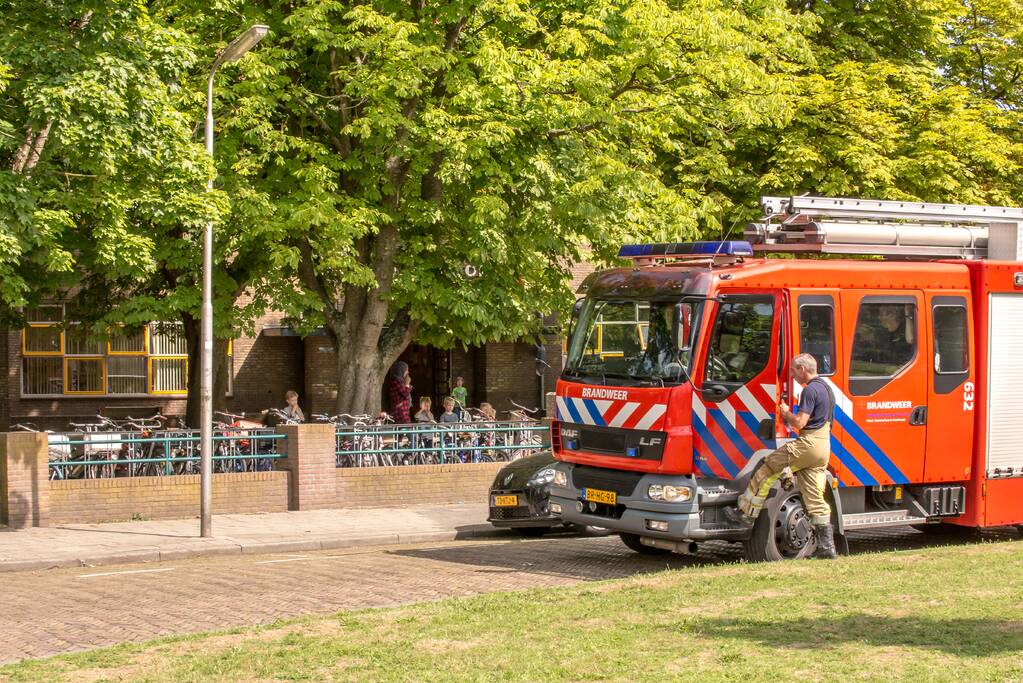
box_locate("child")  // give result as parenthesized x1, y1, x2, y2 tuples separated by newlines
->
(414, 396, 435, 423)
(414, 396, 436, 450)
(438, 396, 460, 423)
(451, 376, 469, 417)
(479, 401, 497, 448)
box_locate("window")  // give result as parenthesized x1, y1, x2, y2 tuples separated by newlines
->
(933, 300, 969, 394)
(563, 299, 700, 383)
(705, 298, 775, 384)
(22, 357, 63, 394)
(934, 306, 968, 374)
(849, 299, 917, 395)
(799, 302, 836, 376)
(19, 306, 225, 397)
(150, 357, 188, 393)
(107, 356, 148, 394)
(108, 328, 146, 354)
(66, 358, 104, 393)
(149, 323, 189, 393)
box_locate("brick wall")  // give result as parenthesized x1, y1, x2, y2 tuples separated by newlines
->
(479, 342, 542, 414)
(336, 462, 502, 508)
(48, 471, 289, 524)
(229, 331, 304, 415)
(1, 432, 49, 528)
(0, 328, 8, 430)
(304, 335, 337, 415)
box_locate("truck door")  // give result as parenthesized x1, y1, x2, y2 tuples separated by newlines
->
(694, 291, 783, 479)
(924, 294, 974, 482)
(837, 291, 926, 486)
(791, 291, 847, 483)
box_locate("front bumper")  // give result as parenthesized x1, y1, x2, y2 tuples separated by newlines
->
(549, 463, 748, 542)
(487, 487, 561, 528)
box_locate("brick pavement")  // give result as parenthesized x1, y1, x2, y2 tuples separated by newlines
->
(1, 527, 1018, 664)
(0, 503, 498, 572)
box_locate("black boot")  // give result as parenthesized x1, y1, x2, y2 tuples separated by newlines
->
(723, 506, 754, 529)
(813, 523, 838, 559)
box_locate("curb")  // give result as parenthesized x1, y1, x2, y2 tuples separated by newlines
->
(0, 525, 511, 573)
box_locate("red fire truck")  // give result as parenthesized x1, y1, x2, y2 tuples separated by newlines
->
(549, 195, 1023, 561)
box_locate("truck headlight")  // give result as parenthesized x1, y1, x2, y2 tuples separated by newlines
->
(554, 469, 568, 487)
(529, 468, 556, 485)
(648, 484, 692, 503)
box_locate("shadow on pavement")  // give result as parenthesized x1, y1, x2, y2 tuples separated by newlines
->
(393, 526, 1021, 582)
(688, 614, 1023, 657)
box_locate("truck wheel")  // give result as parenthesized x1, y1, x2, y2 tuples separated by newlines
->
(744, 487, 817, 562)
(620, 533, 672, 555)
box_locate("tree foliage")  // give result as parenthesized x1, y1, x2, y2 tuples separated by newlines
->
(6, 0, 1023, 419)
(0, 1, 217, 317)
(167, 0, 814, 413)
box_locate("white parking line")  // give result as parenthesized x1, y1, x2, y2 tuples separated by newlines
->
(77, 568, 177, 579)
(254, 555, 312, 565)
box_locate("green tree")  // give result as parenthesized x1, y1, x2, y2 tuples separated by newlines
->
(0, 1, 290, 424)
(0, 1, 218, 318)
(168, 0, 813, 415)
(689, 0, 1023, 233)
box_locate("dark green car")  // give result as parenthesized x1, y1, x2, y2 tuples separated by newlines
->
(487, 451, 568, 537)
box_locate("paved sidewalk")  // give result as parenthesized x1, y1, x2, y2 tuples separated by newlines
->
(0, 503, 503, 572)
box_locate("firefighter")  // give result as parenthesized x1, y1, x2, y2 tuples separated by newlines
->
(724, 353, 838, 559)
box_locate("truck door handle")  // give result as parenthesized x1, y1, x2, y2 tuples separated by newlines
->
(908, 406, 927, 426)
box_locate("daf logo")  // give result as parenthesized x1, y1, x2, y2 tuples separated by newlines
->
(561, 428, 580, 439)
(639, 437, 662, 446)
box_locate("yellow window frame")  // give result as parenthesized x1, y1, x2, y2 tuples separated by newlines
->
(63, 357, 106, 395)
(148, 355, 189, 395)
(22, 324, 64, 356)
(107, 326, 149, 356)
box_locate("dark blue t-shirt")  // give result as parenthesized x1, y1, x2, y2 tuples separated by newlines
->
(799, 378, 835, 430)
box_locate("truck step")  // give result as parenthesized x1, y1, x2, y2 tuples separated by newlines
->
(841, 510, 926, 530)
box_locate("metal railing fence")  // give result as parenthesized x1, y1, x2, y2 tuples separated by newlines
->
(334, 420, 548, 467)
(45, 429, 285, 480)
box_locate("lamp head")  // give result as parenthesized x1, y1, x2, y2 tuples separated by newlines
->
(220, 25, 269, 63)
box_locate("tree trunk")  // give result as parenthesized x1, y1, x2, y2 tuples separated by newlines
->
(331, 316, 423, 417)
(334, 347, 389, 417)
(182, 313, 230, 427)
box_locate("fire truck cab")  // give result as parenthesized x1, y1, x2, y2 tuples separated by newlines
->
(549, 195, 1023, 561)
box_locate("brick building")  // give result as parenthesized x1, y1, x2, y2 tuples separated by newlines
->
(1, 262, 595, 429)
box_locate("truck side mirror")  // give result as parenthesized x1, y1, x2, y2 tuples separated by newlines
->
(757, 418, 776, 441)
(701, 384, 730, 402)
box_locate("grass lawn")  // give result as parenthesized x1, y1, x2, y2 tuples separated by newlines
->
(2, 539, 1022, 682)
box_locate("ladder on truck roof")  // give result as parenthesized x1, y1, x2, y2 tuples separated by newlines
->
(746, 195, 1023, 259)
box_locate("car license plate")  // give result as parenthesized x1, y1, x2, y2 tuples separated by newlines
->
(494, 495, 519, 507)
(582, 487, 616, 505)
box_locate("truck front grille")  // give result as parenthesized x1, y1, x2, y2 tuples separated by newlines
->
(571, 465, 644, 497)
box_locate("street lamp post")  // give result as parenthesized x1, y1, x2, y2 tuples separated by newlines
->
(201, 24, 269, 538)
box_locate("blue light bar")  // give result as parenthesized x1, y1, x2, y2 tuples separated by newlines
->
(618, 241, 754, 259)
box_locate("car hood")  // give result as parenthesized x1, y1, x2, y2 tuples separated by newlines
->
(492, 451, 557, 488)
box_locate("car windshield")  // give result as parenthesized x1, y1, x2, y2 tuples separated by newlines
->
(564, 298, 701, 385)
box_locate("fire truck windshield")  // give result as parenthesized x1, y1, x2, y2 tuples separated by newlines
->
(563, 298, 701, 385)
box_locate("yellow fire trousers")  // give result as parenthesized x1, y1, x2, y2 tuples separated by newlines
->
(737, 425, 832, 526)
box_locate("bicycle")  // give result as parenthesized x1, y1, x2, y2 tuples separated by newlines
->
(507, 400, 544, 460)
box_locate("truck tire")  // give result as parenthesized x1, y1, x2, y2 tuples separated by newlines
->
(744, 487, 817, 562)
(620, 533, 672, 555)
